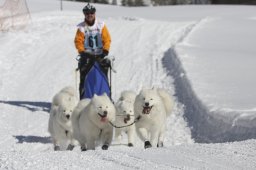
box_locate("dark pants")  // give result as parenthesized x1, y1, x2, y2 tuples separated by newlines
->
(78, 54, 109, 99)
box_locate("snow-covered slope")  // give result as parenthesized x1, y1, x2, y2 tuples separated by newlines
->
(0, 1, 256, 169)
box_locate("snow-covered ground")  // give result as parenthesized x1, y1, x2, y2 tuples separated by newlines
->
(0, 0, 256, 169)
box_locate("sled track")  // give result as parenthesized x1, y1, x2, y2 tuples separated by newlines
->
(94, 150, 182, 170)
(162, 20, 256, 142)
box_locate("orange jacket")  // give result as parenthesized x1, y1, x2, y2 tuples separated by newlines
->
(74, 20, 111, 54)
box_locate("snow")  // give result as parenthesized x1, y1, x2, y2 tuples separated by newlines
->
(0, 0, 256, 169)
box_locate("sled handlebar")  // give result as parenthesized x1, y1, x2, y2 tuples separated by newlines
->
(76, 54, 117, 73)
(105, 55, 117, 73)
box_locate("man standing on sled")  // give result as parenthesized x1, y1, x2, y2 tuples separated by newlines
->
(74, 3, 111, 99)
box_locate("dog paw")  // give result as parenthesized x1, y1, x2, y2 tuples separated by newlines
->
(67, 144, 75, 151)
(144, 141, 152, 149)
(102, 145, 109, 150)
(128, 143, 134, 147)
(157, 142, 163, 147)
(54, 146, 60, 151)
(81, 146, 87, 151)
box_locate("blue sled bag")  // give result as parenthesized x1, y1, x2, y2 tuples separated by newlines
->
(82, 62, 110, 99)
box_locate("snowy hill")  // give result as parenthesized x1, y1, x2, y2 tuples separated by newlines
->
(0, 1, 256, 169)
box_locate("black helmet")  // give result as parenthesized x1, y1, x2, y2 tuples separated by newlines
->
(83, 3, 96, 14)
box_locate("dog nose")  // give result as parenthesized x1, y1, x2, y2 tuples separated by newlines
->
(103, 111, 108, 116)
(66, 114, 70, 119)
(145, 102, 149, 107)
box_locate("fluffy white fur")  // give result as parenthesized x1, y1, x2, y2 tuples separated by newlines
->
(48, 86, 78, 151)
(118, 90, 136, 103)
(72, 93, 116, 151)
(134, 88, 174, 149)
(115, 91, 137, 147)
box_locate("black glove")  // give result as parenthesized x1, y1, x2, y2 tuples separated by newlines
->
(101, 49, 109, 58)
(78, 51, 94, 69)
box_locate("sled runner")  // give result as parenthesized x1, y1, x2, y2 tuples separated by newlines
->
(78, 55, 115, 100)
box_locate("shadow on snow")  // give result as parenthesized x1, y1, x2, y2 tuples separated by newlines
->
(14, 135, 51, 144)
(0, 100, 51, 113)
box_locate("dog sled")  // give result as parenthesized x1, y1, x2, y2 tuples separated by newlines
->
(77, 54, 115, 100)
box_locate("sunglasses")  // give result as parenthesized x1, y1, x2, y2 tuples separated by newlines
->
(85, 11, 95, 15)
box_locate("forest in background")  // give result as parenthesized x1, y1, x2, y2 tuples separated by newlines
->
(66, 0, 256, 6)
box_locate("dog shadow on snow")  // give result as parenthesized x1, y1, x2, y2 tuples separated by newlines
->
(0, 101, 52, 144)
(14, 135, 51, 144)
(0, 100, 51, 113)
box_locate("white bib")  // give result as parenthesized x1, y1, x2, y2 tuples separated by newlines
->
(83, 21, 104, 55)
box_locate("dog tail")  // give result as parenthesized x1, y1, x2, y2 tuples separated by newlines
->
(51, 86, 78, 107)
(60, 86, 76, 96)
(71, 99, 90, 142)
(157, 89, 174, 117)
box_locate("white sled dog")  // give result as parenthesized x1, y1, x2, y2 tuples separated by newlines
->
(72, 93, 116, 151)
(48, 86, 78, 151)
(115, 91, 136, 147)
(134, 88, 174, 149)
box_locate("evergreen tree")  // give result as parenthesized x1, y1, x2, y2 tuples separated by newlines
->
(134, 0, 145, 6)
(121, 0, 127, 6)
(151, 0, 176, 5)
(112, 0, 117, 5)
(70, 0, 109, 3)
(127, 0, 134, 6)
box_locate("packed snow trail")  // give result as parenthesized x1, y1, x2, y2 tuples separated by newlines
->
(1, 140, 255, 169)
(0, 12, 193, 150)
(0, 11, 195, 169)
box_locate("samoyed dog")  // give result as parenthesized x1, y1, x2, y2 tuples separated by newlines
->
(72, 93, 116, 151)
(134, 88, 174, 149)
(118, 90, 136, 103)
(115, 91, 136, 147)
(48, 86, 78, 151)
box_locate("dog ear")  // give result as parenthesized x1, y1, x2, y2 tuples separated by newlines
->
(93, 94, 99, 99)
(103, 93, 108, 97)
